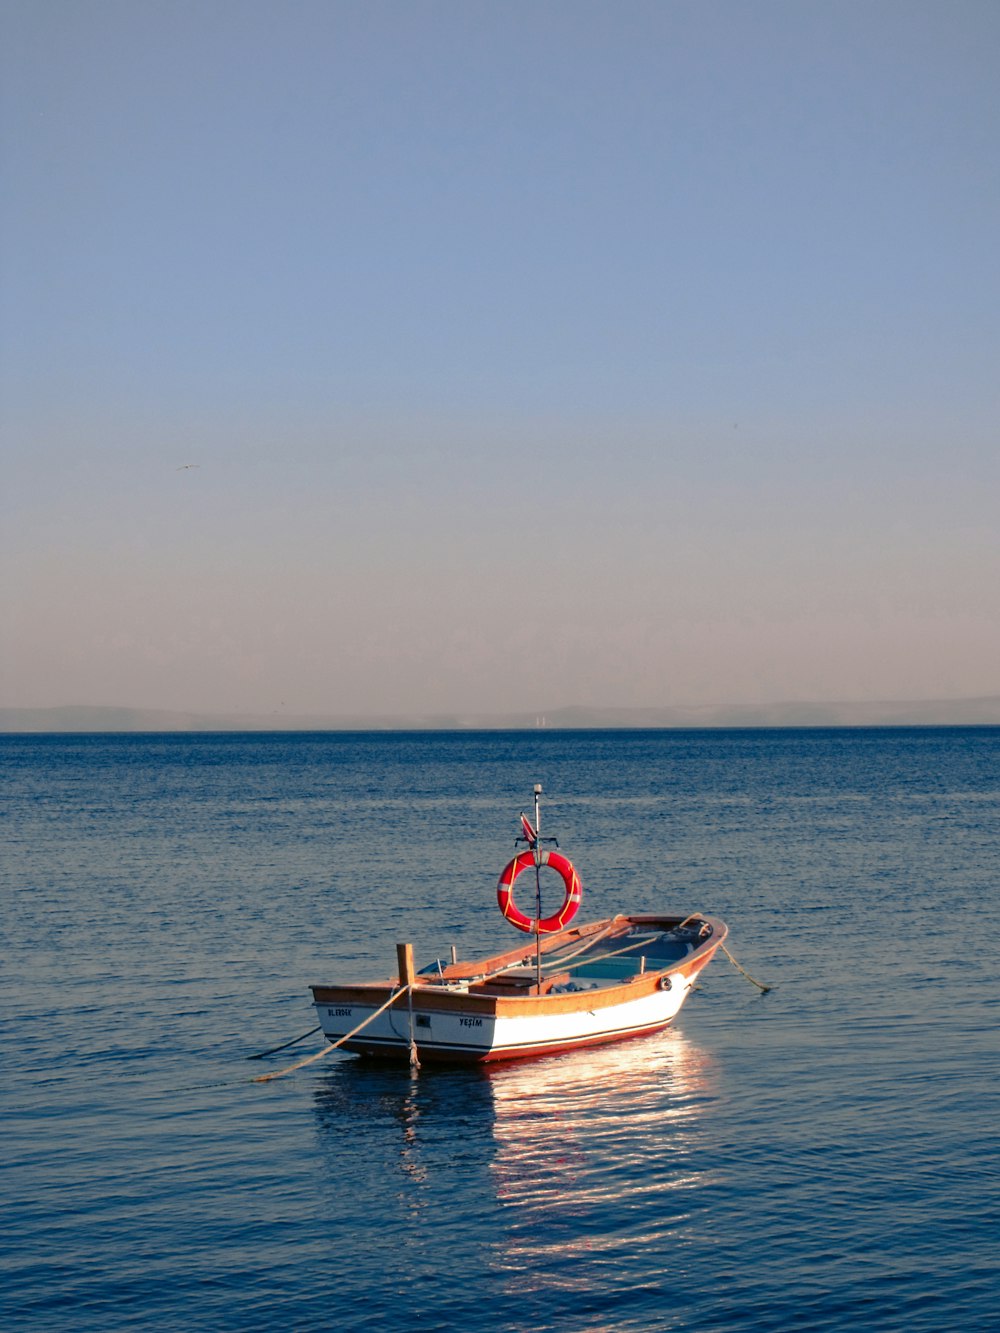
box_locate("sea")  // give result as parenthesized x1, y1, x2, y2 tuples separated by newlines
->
(2, 728, 997, 1332)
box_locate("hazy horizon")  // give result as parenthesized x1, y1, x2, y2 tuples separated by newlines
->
(3, 2, 998, 716)
(5, 692, 1000, 734)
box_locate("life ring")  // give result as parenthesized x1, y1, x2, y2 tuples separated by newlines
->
(496, 849, 582, 934)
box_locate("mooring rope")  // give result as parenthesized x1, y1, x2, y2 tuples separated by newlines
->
(246, 1025, 321, 1060)
(405, 980, 420, 1071)
(719, 941, 772, 993)
(251, 986, 413, 1083)
(676, 913, 772, 993)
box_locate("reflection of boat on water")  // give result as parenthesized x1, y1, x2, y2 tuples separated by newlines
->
(311, 787, 727, 1065)
(308, 1026, 720, 1293)
(309, 1026, 716, 1197)
(486, 1030, 720, 1287)
(487, 1026, 717, 1199)
(487, 1021, 714, 1125)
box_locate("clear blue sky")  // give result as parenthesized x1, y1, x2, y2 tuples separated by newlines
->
(2, 0, 998, 715)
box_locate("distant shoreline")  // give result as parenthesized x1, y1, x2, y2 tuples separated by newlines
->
(3, 698, 1000, 733)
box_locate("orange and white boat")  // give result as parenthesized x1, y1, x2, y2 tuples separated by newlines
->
(310, 787, 727, 1066)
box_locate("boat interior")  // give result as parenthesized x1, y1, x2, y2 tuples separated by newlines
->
(417, 917, 709, 998)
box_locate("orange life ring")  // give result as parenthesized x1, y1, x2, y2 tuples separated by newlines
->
(496, 849, 582, 934)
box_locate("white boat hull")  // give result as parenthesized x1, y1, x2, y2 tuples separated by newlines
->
(315, 972, 694, 1062)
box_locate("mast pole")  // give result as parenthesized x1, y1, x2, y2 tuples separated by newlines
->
(533, 783, 543, 991)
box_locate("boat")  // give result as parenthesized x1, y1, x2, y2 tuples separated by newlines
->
(310, 787, 727, 1066)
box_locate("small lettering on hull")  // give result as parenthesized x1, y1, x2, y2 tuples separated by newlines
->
(329, 1007, 353, 1017)
(459, 1017, 483, 1028)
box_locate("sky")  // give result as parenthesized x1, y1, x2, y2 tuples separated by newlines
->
(2, 0, 998, 717)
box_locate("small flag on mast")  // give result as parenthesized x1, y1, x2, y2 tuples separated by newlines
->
(520, 813, 537, 847)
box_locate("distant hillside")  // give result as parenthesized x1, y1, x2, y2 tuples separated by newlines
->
(539, 697, 1000, 728)
(3, 697, 1000, 732)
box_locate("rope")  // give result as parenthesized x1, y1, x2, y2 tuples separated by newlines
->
(405, 981, 420, 1071)
(246, 1025, 321, 1060)
(252, 986, 413, 1083)
(465, 916, 633, 984)
(677, 913, 706, 931)
(473, 921, 690, 986)
(676, 913, 771, 992)
(545, 926, 693, 972)
(455, 916, 629, 984)
(540, 918, 628, 968)
(720, 941, 772, 993)
(582, 936, 659, 965)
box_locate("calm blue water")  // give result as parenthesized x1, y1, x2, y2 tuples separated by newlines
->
(2, 729, 998, 1331)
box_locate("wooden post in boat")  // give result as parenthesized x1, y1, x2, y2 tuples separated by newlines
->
(396, 942, 415, 986)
